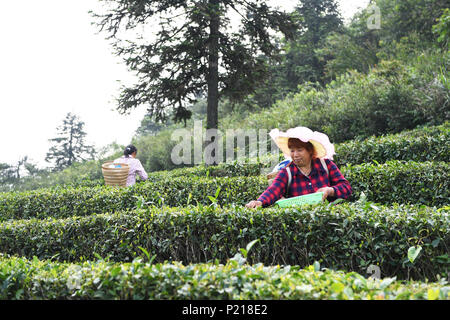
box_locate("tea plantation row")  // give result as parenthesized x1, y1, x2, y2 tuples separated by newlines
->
(0, 160, 448, 221)
(7, 122, 447, 191)
(1, 202, 448, 281)
(1, 123, 448, 300)
(146, 122, 450, 180)
(1, 253, 448, 300)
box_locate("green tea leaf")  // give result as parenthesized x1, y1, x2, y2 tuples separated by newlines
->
(331, 282, 345, 293)
(379, 277, 396, 289)
(408, 246, 422, 263)
(427, 288, 439, 300)
(245, 239, 260, 253)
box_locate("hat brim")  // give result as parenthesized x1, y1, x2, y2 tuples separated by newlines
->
(274, 137, 327, 159)
(270, 127, 335, 159)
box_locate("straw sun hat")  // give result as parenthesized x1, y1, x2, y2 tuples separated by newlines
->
(269, 127, 336, 160)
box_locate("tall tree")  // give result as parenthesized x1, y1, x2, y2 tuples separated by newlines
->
(0, 163, 15, 186)
(45, 113, 96, 171)
(12, 156, 30, 180)
(0, 156, 39, 191)
(373, 0, 449, 44)
(90, 0, 298, 131)
(316, 0, 449, 80)
(277, 0, 343, 89)
(316, 8, 381, 80)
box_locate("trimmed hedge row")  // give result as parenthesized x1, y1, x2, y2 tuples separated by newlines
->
(0, 203, 448, 280)
(5, 123, 446, 194)
(343, 160, 450, 205)
(334, 122, 450, 166)
(147, 160, 267, 180)
(147, 122, 450, 179)
(1, 254, 448, 300)
(0, 176, 266, 221)
(0, 160, 448, 222)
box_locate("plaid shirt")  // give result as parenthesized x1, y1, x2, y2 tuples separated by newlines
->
(258, 158, 352, 207)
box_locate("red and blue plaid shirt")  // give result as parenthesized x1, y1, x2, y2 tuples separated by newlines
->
(258, 158, 352, 207)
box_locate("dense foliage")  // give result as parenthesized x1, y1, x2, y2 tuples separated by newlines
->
(0, 160, 448, 221)
(223, 51, 449, 143)
(1, 254, 448, 300)
(0, 203, 448, 281)
(1, 0, 449, 300)
(334, 122, 450, 166)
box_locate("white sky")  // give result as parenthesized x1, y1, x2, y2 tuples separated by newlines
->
(0, 0, 369, 168)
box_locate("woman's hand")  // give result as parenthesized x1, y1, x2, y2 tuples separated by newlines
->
(245, 200, 263, 208)
(316, 187, 335, 201)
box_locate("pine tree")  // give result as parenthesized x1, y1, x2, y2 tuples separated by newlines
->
(0, 163, 15, 186)
(90, 0, 298, 131)
(45, 113, 96, 171)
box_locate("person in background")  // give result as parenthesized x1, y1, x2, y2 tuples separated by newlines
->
(114, 145, 148, 187)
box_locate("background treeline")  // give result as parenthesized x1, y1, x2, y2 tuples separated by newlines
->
(3, 120, 448, 192)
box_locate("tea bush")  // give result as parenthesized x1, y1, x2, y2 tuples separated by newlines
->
(0, 203, 447, 280)
(334, 122, 450, 166)
(344, 160, 450, 206)
(0, 254, 448, 300)
(149, 122, 450, 178)
(5, 123, 447, 193)
(0, 160, 448, 221)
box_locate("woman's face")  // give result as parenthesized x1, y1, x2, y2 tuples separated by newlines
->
(290, 146, 312, 167)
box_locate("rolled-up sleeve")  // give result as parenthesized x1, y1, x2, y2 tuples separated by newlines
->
(325, 159, 352, 199)
(135, 159, 148, 181)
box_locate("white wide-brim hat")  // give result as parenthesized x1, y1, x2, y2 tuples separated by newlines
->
(269, 127, 335, 159)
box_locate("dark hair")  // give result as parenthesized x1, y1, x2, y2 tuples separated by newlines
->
(288, 138, 316, 159)
(124, 145, 138, 158)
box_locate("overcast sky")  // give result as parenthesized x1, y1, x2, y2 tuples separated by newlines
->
(0, 0, 369, 168)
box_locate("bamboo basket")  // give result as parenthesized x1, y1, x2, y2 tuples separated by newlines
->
(102, 161, 130, 187)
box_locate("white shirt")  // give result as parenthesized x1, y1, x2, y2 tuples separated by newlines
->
(113, 156, 148, 186)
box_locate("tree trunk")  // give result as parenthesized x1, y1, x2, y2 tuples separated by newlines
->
(68, 125, 74, 167)
(205, 0, 220, 166)
(207, 0, 219, 131)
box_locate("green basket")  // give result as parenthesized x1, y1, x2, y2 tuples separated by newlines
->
(275, 192, 324, 208)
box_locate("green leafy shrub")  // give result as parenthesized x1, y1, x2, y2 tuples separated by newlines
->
(0, 203, 448, 281)
(148, 160, 267, 180)
(0, 160, 448, 221)
(433, 8, 450, 48)
(334, 122, 450, 166)
(0, 254, 448, 300)
(223, 51, 449, 143)
(0, 176, 266, 221)
(344, 161, 450, 206)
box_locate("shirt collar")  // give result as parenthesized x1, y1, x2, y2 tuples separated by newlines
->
(289, 158, 325, 177)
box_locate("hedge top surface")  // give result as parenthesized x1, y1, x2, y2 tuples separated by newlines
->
(0, 202, 447, 281)
(0, 253, 448, 300)
(0, 159, 449, 221)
